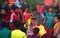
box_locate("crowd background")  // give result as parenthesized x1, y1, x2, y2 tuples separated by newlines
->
(0, 0, 60, 38)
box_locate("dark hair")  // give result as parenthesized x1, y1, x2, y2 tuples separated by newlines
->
(14, 20, 21, 28)
(54, 6, 59, 10)
(2, 21, 8, 28)
(49, 6, 54, 9)
(55, 15, 60, 21)
(44, 6, 49, 10)
(33, 28, 39, 34)
(32, 7, 37, 12)
(14, 20, 25, 30)
(11, 5, 18, 10)
(0, 13, 3, 19)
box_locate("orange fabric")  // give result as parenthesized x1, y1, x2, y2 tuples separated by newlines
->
(54, 22, 60, 30)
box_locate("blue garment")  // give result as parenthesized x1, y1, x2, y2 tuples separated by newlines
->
(15, 0, 21, 8)
(15, 0, 27, 8)
(44, 12, 56, 29)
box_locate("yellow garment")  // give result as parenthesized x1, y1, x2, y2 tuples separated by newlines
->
(33, 25, 46, 37)
(54, 22, 60, 30)
(27, 18, 32, 26)
(11, 30, 27, 38)
(27, 18, 32, 35)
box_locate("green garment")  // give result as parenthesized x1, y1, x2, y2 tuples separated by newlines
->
(0, 28, 11, 38)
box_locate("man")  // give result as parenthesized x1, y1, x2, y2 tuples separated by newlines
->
(11, 20, 27, 38)
(43, 6, 56, 38)
(0, 22, 11, 38)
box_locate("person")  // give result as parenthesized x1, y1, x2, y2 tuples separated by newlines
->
(10, 5, 20, 23)
(16, 0, 27, 12)
(15, 0, 27, 8)
(1, 6, 11, 22)
(26, 15, 38, 35)
(53, 15, 60, 38)
(10, 5, 20, 30)
(43, 6, 56, 38)
(0, 21, 11, 38)
(23, 6, 32, 22)
(33, 22, 46, 38)
(11, 20, 27, 38)
(27, 28, 40, 38)
(33, 8, 44, 24)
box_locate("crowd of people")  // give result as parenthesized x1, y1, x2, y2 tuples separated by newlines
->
(0, 0, 60, 38)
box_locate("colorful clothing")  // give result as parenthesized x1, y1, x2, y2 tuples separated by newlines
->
(11, 30, 27, 38)
(27, 19, 38, 35)
(44, 12, 56, 29)
(33, 25, 46, 37)
(0, 28, 11, 38)
(54, 22, 60, 30)
(23, 12, 31, 22)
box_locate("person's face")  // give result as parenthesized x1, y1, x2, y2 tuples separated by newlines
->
(4, 1, 8, 5)
(26, 8, 29, 12)
(20, 0, 23, 4)
(54, 17, 58, 23)
(15, 9, 18, 13)
(49, 8, 53, 12)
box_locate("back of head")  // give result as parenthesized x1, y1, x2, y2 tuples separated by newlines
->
(14, 20, 21, 28)
(14, 20, 23, 30)
(33, 28, 39, 35)
(11, 5, 18, 10)
(2, 21, 8, 28)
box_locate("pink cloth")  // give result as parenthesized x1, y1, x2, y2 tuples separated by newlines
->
(8, 0, 15, 6)
(44, 0, 53, 6)
(23, 12, 31, 22)
(36, 5, 44, 15)
(10, 13, 20, 22)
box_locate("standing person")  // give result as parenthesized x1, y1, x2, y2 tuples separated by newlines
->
(23, 6, 32, 23)
(43, 6, 56, 38)
(26, 16, 38, 35)
(53, 15, 60, 38)
(33, 8, 44, 24)
(10, 6, 20, 23)
(11, 20, 27, 38)
(0, 22, 11, 38)
(27, 28, 40, 38)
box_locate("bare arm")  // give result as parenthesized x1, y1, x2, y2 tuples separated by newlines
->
(43, 18, 46, 25)
(53, 25, 60, 36)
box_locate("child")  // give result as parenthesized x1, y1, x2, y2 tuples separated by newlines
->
(53, 15, 60, 38)
(43, 6, 56, 38)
